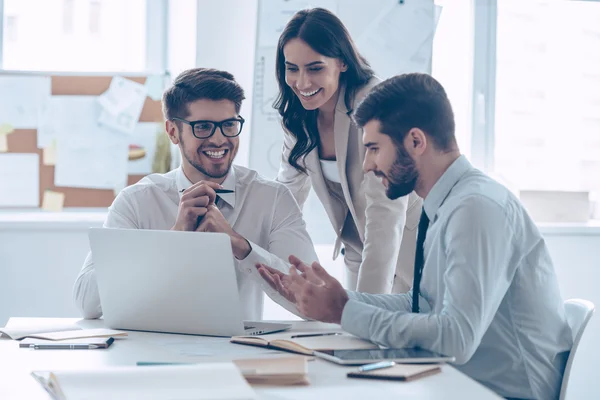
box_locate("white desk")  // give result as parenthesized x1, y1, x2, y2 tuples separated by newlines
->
(0, 318, 502, 399)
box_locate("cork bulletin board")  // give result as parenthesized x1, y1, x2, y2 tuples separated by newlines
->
(2, 75, 165, 208)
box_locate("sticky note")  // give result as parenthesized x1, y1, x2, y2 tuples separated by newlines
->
(0, 134, 7, 152)
(42, 190, 65, 212)
(0, 123, 14, 136)
(43, 140, 57, 166)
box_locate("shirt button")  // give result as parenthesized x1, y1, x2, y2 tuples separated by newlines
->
(247, 268, 252, 273)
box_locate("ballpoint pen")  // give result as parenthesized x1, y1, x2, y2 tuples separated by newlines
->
(28, 344, 101, 350)
(290, 332, 344, 339)
(358, 361, 396, 372)
(180, 188, 235, 194)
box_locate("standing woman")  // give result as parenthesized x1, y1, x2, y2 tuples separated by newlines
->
(274, 8, 421, 294)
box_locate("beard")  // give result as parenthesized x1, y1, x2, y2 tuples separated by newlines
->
(375, 142, 418, 200)
(180, 133, 235, 179)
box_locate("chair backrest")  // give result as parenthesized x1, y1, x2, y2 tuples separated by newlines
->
(559, 299, 595, 400)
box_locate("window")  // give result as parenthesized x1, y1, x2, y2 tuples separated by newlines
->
(2, 0, 147, 72)
(493, 0, 600, 221)
(432, 0, 474, 158)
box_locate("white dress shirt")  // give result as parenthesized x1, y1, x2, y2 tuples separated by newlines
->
(73, 165, 318, 321)
(340, 155, 572, 400)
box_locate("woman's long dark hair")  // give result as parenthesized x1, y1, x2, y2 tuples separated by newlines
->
(274, 8, 374, 173)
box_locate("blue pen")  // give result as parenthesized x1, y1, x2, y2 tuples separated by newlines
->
(358, 361, 396, 372)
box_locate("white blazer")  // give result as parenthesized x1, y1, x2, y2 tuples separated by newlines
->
(276, 77, 422, 294)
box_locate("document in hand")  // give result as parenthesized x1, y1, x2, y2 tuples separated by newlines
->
(31, 363, 257, 400)
(0, 327, 127, 341)
(230, 331, 378, 356)
(234, 356, 309, 386)
(347, 363, 441, 382)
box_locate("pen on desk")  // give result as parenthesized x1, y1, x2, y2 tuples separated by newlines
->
(358, 361, 396, 372)
(290, 332, 343, 339)
(28, 344, 100, 350)
(179, 188, 235, 194)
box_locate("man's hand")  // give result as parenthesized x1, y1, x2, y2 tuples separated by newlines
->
(172, 181, 221, 231)
(257, 255, 349, 323)
(197, 204, 251, 260)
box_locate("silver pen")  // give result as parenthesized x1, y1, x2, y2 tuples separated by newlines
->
(358, 361, 396, 372)
(28, 344, 100, 350)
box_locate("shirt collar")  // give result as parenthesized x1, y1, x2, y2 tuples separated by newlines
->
(423, 155, 472, 220)
(176, 166, 237, 208)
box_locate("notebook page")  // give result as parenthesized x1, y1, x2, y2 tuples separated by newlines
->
(36, 363, 256, 400)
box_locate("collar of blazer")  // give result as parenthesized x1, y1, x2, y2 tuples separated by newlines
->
(335, 77, 382, 118)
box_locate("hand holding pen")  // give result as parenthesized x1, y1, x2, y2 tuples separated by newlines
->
(172, 181, 231, 231)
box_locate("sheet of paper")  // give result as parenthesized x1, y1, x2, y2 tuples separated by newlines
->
(127, 123, 161, 175)
(144, 74, 165, 101)
(257, 0, 338, 47)
(0, 153, 39, 207)
(37, 96, 99, 149)
(98, 78, 147, 135)
(98, 76, 147, 116)
(41, 190, 65, 212)
(33, 364, 257, 400)
(54, 128, 129, 190)
(0, 75, 51, 128)
(0, 321, 81, 340)
(356, 0, 435, 78)
(42, 140, 57, 166)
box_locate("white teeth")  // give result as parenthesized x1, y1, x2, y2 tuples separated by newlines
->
(205, 150, 226, 159)
(300, 88, 320, 97)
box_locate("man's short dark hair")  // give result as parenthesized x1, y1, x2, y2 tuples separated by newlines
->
(353, 73, 456, 151)
(162, 68, 245, 121)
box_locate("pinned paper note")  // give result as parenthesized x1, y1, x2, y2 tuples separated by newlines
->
(98, 76, 147, 116)
(0, 134, 7, 152)
(98, 77, 147, 135)
(0, 123, 14, 135)
(43, 140, 57, 166)
(0, 123, 13, 152)
(0, 153, 40, 206)
(42, 190, 65, 212)
(144, 75, 165, 101)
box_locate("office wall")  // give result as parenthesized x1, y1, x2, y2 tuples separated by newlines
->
(0, 218, 598, 398)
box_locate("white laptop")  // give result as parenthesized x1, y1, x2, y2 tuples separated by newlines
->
(88, 228, 291, 337)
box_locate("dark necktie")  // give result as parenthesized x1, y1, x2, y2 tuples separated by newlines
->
(412, 208, 430, 313)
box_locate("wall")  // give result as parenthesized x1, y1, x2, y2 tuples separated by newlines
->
(0, 214, 598, 398)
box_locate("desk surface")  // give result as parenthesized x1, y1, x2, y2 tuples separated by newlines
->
(0, 318, 501, 400)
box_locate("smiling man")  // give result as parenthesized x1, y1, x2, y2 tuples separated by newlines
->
(73, 68, 317, 321)
(257, 73, 573, 400)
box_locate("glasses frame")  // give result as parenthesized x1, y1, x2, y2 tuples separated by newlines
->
(171, 116, 245, 139)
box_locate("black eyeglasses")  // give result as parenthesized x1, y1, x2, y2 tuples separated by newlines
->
(171, 116, 245, 139)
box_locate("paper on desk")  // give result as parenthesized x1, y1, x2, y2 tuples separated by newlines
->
(0, 153, 39, 207)
(0, 322, 80, 340)
(98, 77, 147, 135)
(37, 96, 99, 149)
(54, 128, 129, 190)
(356, 0, 435, 78)
(31, 363, 257, 400)
(0, 75, 51, 129)
(41, 190, 65, 212)
(147, 336, 276, 358)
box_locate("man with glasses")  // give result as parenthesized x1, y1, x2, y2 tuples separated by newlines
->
(73, 68, 318, 320)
